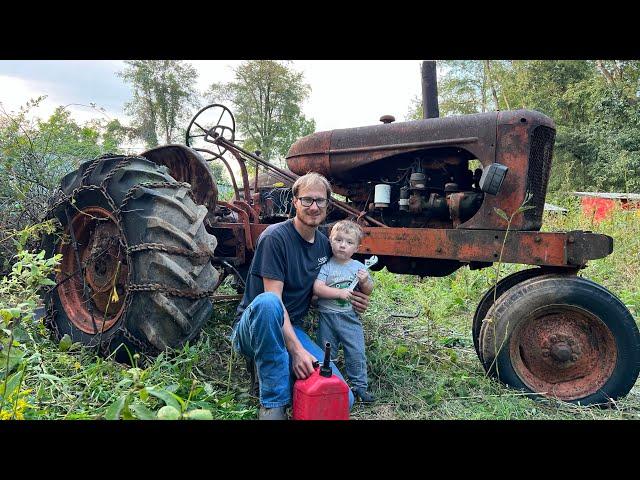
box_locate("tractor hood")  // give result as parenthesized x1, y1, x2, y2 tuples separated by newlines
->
(286, 109, 554, 181)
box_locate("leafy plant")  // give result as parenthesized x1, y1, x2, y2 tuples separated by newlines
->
(0, 226, 61, 419)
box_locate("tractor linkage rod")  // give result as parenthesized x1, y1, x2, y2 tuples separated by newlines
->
(214, 136, 387, 228)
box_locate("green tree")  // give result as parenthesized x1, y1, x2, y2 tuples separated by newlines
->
(119, 60, 199, 147)
(0, 98, 123, 271)
(206, 60, 315, 166)
(407, 60, 640, 193)
(407, 61, 511, 120)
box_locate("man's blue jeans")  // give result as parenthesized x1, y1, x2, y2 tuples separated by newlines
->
(231, 292, 355, 409)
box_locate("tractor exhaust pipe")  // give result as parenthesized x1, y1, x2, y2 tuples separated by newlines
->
(421, 60, 439, 119)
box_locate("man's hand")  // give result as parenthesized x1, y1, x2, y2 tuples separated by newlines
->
(291, 347, 317, 379)
(350, 289, 370, 314)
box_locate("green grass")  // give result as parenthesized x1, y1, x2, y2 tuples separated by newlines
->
(5, 198, 640, 420)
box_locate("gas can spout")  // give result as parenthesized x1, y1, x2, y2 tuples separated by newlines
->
(320, 342, 333, 378)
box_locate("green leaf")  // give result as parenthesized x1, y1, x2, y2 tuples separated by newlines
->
(115, 378, 133, 389)
(139, 388, 149, 402)
(145, 387, 183, 411)
(156, 405, 181, 420)
(129, 402, 156, 420)
(494, 208, 509, 222)
(0, 349, 25, 375)
(0, 370, 23, 399)
(105, 394, 129, 420)
(36, 373, 62, 384)
(41, 278, 57, 286)
(394, 345, 408, 357)
(203, 382, 214, 397)
(183, 409, 213, 420)
(517, 204, 536, 213)
(12, 325, 29, 343)
(59, 334, 72, 352)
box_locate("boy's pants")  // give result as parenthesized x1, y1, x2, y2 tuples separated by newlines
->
(317, 309, 368, 391)
(231, 292, 355, 409)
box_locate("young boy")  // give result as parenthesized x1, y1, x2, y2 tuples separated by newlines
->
(313, 220, 375, 403)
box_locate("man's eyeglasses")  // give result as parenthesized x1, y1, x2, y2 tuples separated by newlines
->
(296, 196, 328, 208)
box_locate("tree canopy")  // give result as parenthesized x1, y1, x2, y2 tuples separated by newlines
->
(0, 97, 129, 270)
(206, 60, 315, 166)
(119, 60, 199, 147)
(408, 60, 640, 193)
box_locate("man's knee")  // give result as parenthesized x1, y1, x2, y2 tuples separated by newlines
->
(252, 292, 283, 311)
(250, 292, 284, 326)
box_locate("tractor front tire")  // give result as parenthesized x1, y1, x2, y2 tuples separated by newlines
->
(472, 267, 573, 367)
(478, 274, 640, 405)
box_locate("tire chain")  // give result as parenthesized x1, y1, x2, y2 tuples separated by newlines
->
(80, 156, 105, 186)
(127, 243, 212, 259)
(44, 301, 61, 341)
(100, 156, 137, 188)
(119, 181, 195, 214)
(128, 283, 219, 299)
(120, 326, 159, 356)
(45, 154, 217, 355)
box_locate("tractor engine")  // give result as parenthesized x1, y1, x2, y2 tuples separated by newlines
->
(286, 109, 555, 233)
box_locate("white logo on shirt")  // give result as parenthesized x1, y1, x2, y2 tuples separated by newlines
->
(318, 256, 328, 265)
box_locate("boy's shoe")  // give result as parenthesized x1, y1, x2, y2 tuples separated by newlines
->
(258, 406, 288, 420)
(353, 388, 375, 404)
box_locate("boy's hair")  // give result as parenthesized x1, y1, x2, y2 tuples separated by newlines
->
(330, 220, 364, 244)
(292, 172, 332, 199)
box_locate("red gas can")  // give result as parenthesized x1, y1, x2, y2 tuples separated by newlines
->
(292, 343, 350, 420)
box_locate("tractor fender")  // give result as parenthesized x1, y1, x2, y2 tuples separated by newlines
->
(142, 144, 218, 218)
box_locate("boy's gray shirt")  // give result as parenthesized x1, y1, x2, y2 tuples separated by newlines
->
(316, 257, 373, 313)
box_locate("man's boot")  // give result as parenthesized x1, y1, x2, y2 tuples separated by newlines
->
(258, 406, 288, 420)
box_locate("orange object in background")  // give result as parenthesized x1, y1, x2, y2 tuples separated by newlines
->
(575, 192, 640, 222)
(581, 197, 618, 222)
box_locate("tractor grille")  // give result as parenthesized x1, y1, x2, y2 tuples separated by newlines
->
(524, 126, 555, 228)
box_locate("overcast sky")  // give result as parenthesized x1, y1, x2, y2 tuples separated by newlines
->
(0, 60, 427, 140)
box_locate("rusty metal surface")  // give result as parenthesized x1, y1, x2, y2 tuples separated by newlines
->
(214, 137, 385, 227)
(286, 112, 498, 181)
(229, 150, 252, 201)
(57, 206, 127, 334)
(459, 111, 555, 231)
(142, 144, 218, 218)
(509, 305, 617, 401)
(565, 230, 614, 265)
(217, 202, 253, 252)
(234, 200, 259, 223)
(357, 227, 612, 267)
(287, 110, 555, 232)
(212, 221, 611, 270)
(195, 147, 241, 200)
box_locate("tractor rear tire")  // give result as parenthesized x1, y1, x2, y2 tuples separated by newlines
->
(478, 274, 640, 405)
(44, 154, 219, 363)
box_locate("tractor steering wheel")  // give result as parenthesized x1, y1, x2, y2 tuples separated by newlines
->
(185, 104, 236, 157)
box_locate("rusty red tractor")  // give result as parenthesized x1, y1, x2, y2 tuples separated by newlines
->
(44, 61, 640, 406)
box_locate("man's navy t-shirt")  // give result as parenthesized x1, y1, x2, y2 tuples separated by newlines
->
(234, 219, 331, 326)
